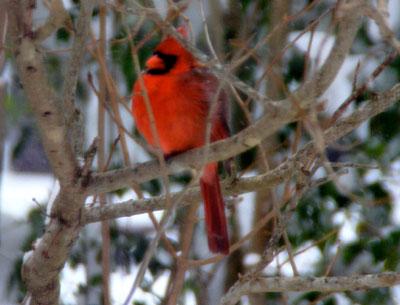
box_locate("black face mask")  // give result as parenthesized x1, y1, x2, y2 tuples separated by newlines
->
(146, 51, 178, 75)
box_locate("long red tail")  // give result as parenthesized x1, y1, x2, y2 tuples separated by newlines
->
(200, 163, 229, 255)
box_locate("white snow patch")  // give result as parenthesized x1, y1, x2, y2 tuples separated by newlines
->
(243, 252, 261, 266)
(1, 171, 54, 219)
(60, 264, 86, 304)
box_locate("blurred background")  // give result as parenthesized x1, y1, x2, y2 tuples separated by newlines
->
(1, 0, 400, 304)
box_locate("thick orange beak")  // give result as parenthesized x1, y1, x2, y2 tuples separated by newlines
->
(146, 55, 165, 70)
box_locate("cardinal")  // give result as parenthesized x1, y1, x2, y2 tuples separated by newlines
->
(132, 27, 230, 255)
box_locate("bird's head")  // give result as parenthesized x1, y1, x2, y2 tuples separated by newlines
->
(145, 26, 197, 75)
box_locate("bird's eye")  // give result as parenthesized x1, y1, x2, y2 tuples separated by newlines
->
(153, 51, 177, 69)
(146, 51, 177, 75)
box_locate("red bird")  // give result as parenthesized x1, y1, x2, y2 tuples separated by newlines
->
(132, 27, 230, 255)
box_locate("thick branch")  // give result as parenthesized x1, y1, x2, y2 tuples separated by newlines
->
(8, 0, 77, 187)
(86, 72, 399, 200)
(7, 1, 94, 304)
(220, 272, 400, 305)
(83, 83, 400, 223)
(62, 0, 95, 156)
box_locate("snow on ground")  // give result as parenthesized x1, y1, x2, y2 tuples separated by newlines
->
(1, 140, 56, 219)
(60, 262, 171, 305)
(1, 170, 55, 219)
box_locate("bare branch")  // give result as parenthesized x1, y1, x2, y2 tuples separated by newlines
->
(7, 0, 94, 304)
(365, 3, 400, 54)
(85, 81, 400, 202)
(295, 0, 365, 102)
(83, 83, 400, 223)
(377, 0, 389, 18)
(35, 0, 71, 42)
(328, 51, 397, 126)
(220, 272, 400, 305)
(127, 0, 364, 109)
(7, 0, 77, 186)
(62, 0, 95, 156)
(86, 0, 365, 196)
(8, 0, 400, 303)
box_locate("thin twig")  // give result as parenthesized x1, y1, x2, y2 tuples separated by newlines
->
(97, 2, 111, 304)
(328, 51, 397, 126)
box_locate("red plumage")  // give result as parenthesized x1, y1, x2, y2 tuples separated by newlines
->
(132, 27, 230, 255)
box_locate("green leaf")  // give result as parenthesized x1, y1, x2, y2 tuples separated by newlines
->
(284, 51, 305, 83)
(323, 297, 337, 305)
(140, 179, 162, 196)
(88, 274, 102, 286)
(342, 240, 366, 265)
(370, 106, 400, 141)
(319, 181, 351, 208)
(56, 27, 70, 42)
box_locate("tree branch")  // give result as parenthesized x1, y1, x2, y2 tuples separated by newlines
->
(220, 272, 400, 305)
(7, 0, 94, 304)
(34, 0, 71, 42)
(62, 0, 95, 156)
(365, 3, 400, 54)
(82, 83, 400, 223)
(128, 0, 364, 106)
(86, 0, 364, 196)
(294, 0, 365, 101)
(8, 0, 77, 186)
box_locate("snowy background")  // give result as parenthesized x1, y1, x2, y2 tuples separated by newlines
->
(1, 0, 400, 304)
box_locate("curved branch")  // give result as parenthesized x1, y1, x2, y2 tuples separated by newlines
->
(34, 0, 71, 42)
(86, 0, 364, 196)
(62, 0, 94, 156)
(7, 1, 94, 304)
(8, 0, 77, 186)
(129, 0, 364, 105)
(220, 272, 400, 305)
(295, 0, 365, 101)
(365, 3, 400, 54)
(83, 83, 400, 223)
